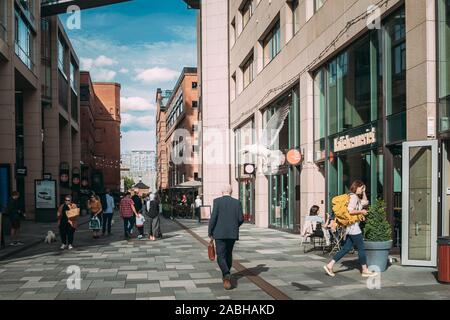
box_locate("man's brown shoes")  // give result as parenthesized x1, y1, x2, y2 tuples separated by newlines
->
(223, 276, 232, 290)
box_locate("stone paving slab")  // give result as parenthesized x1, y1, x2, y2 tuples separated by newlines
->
(0, 217, 449, 300)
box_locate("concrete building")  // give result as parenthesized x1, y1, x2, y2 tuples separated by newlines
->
(121, 150, 156, 192)
(187, 0, 450, 267)
(164, 67, 200, 190)
(223, 0, 450, 267)
(184, 0, 230, 208)
(0, 1, 80, 219)
(156, 89, 172, 191)
(79, 72, 121, 193)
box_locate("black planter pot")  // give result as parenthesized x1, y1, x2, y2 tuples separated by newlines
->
(364, 240, 393, 272)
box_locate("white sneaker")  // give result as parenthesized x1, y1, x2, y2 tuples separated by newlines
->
(60, 244, 66, 250)
(68, 245, 73, 250)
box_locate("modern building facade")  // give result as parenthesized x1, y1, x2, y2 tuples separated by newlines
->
(121, 150, 156, 192)
(79, 72, 121, 193)
(155, 88, 172, 191)
(164, 67, 200, 189)
(184, 0, 231, 208)
(225, 0, 448, 267)
(0, 1, 80, 219)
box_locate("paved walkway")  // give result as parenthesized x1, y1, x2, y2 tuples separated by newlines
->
(0, 216, 448, 300)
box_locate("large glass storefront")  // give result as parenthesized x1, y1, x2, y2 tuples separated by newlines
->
(264, 86, 300, 231)
(314, 8, 406, 246)
(234, 120, 256, 223)
(438, 0, 450, 132)
(438, 0, 450, 237)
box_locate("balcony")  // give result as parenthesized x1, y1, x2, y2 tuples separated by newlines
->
(41, 0, 131, 17)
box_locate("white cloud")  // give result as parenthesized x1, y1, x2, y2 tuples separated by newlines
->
(121, 113, 155, 131)
(95, 55, 118, 67)
(121, 130, 156, 152)
(136, 67, 179, 84)
(119, 68, 129, 74)
(81, 55, 117, 70)
(94, 69, 117, 82)
(121, 96, 154, 112)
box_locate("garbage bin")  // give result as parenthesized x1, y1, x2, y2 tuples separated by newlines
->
(437, 237, 450, 284)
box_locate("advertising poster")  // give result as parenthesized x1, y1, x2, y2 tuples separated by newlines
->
(35, 180, 56, 209)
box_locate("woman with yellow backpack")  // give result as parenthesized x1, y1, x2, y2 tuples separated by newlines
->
(323, 180, 378, 278)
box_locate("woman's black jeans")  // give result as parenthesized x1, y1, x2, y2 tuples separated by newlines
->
(332, 233, 367, 266)
(59, 222, 75, 245)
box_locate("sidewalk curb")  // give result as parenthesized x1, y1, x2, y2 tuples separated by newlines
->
(0, 217, 90, 261)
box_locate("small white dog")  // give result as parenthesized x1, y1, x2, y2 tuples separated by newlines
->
(44, 231, 56, 244)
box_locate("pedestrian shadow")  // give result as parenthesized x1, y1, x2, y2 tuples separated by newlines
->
(334, 259, 361, 274)
(290, 282, 327, 292)
(231, 264, 270, 289)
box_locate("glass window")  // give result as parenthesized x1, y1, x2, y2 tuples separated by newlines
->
(70, 61, 77, 92)
(263, 21, 281, 67)
(292, 0, 300, 35)
(58, 37, 66, 77)
(314, 0, 326, 12)
(314, 69, 326, 161)
(266, 86, 299, 230)
(0, 0, 7, 41)
(385, 9, 406, 142)
(241, 0, 253, 29)
(14, 11, 34, 71)
(438, 0, 450, 132)
(242, 54, 254, 88)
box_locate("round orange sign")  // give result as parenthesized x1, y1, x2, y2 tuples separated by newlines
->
(286, 149, 302, 166)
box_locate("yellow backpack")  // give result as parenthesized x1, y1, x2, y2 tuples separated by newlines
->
(331, 194, 365, 227)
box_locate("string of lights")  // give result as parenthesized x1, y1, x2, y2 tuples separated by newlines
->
(230, 0, 392, 128)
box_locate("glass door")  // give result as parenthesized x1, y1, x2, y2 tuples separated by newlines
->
(402, 140, 438, 266)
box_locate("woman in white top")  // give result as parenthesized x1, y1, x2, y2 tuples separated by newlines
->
(323, 180, 378, 278)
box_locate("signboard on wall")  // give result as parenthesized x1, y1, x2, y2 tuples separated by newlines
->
(35, 180, 56, 209)
(333, 128, 376, 152)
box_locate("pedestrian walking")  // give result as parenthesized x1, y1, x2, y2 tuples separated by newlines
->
(120, 192, 137, 239)
(4, 191, 25, 246)
(88, 193, 103, 239)
(208, 185, 244, 290)
(195, 195, 202, 222)
(131, 190, 142, 235)
(102, 189, 115, 236)
(323, 180, 378, 278)
(57, 195, 78, 250)
(147, 193, 161, 241)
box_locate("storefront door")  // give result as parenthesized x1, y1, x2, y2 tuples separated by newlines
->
(402, 140, 438, 266)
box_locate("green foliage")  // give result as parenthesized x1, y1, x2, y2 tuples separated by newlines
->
(124, 177, 135, 191)
(364, 199, 392, 242)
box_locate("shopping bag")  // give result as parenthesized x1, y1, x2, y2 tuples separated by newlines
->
(208, 239, 215, 261)
(66, 208, 80, 219)
(89, 216, 101, 230)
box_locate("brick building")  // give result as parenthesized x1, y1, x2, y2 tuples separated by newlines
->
(80, 72, 121, 193)
(155, 89, 172, 190)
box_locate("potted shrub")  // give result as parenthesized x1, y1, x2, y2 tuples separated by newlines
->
(364, 199, 393, 272)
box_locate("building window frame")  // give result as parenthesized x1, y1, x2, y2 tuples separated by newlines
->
(438, 0, 450, 133)
(262, 20, 281, 67)
(240, 0, 253, 31)
(241, 52, 254, 89)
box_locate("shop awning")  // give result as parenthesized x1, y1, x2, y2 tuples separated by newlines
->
(175, 180, 202, 189)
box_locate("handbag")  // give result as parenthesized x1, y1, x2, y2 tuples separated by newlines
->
(66, 208, 80, 219)
(89, 216, 101, 230)
(208, 239, 216, 261)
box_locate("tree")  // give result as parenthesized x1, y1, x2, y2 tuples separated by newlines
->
(364, 199, 392, 242)
(124, 177, 135, 191)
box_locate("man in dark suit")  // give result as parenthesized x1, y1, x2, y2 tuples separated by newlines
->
(208, 185, 244, 290)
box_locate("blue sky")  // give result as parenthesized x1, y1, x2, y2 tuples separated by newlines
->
(61, 0, 197, 152)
